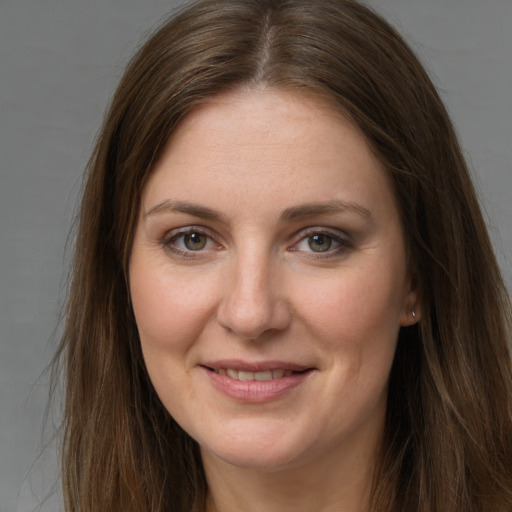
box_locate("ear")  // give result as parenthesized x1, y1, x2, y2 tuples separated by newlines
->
(399, 271, 421, 326)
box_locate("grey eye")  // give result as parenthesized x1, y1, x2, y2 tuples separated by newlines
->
(307, 234, 333, 252)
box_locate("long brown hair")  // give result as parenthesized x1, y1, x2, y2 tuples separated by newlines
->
(54, 0, 512, 510)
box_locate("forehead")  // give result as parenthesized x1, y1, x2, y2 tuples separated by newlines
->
(142, 88, 396, 223)
(161, 88, 372, 165)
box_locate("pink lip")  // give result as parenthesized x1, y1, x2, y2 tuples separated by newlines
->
(201, 359, 311, 372)
(200, 360, 314, 403)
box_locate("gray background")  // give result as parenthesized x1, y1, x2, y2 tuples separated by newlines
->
(1, 0, 511, 510)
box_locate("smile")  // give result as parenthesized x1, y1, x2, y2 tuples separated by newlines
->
(213, 368, 295, 381)
(201, 361, 314, 402)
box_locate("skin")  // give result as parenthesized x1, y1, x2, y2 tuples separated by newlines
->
(129, 88, 420, 512)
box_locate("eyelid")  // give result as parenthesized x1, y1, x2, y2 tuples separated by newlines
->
(161, 225, 222, 256)
(160, 224, 353, 260)
(289, 226, 354, 256)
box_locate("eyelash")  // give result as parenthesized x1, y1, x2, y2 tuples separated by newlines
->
(162, 227, 220, 259)
(289, 228, 353, 259)
(161, 226, 353, 259)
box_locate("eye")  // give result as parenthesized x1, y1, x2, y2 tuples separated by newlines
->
(181, 232, 209, 251)
(305, 233, 336, 253)
(292, 229, 351, 257)
(163, 228, 218, 255)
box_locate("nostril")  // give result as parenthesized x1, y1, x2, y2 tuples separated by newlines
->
(216, 291, 292, 341)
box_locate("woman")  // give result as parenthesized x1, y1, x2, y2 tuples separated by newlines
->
(54, 0, 512, 510)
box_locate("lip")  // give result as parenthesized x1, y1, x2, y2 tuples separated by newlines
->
(200, 359, 315, 403)
(201, 359, 312, 373)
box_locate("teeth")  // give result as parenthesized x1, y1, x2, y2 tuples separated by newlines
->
(254, 370, 273, 381)
(238, 370, 253, 381)
(214, 368, 297, 381)
(226, 368, 239, 379)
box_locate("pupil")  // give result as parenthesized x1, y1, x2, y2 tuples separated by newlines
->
(309, 234, 331, 252)
(185, 232, 206, 250)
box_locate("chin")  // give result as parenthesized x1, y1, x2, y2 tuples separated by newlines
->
(196, 420, 314, 472)
(203, 445, 303, 473)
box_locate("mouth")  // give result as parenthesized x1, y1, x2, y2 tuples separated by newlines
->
(201, 362, 314, 402)
(200, 360, 314, 400)
(200, 359, 315, 404)
(209, 368, 300, 381)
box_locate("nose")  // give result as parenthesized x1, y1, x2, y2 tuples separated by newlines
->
(216, 250, 291, 340)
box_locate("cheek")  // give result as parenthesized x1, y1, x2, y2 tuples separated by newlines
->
(129, 260, 221, 411)
(129, 258, 219, 354)
(294, 263, 404, 349)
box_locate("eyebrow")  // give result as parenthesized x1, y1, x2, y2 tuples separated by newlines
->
(279, 200, 372, 222)
(145, 200, 228, 222)
(145, 199, 372, 222)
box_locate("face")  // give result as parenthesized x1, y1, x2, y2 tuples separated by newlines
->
(129, 89, 418, 473)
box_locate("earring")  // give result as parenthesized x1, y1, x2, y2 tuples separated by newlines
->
(411, 310, 416, 319)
